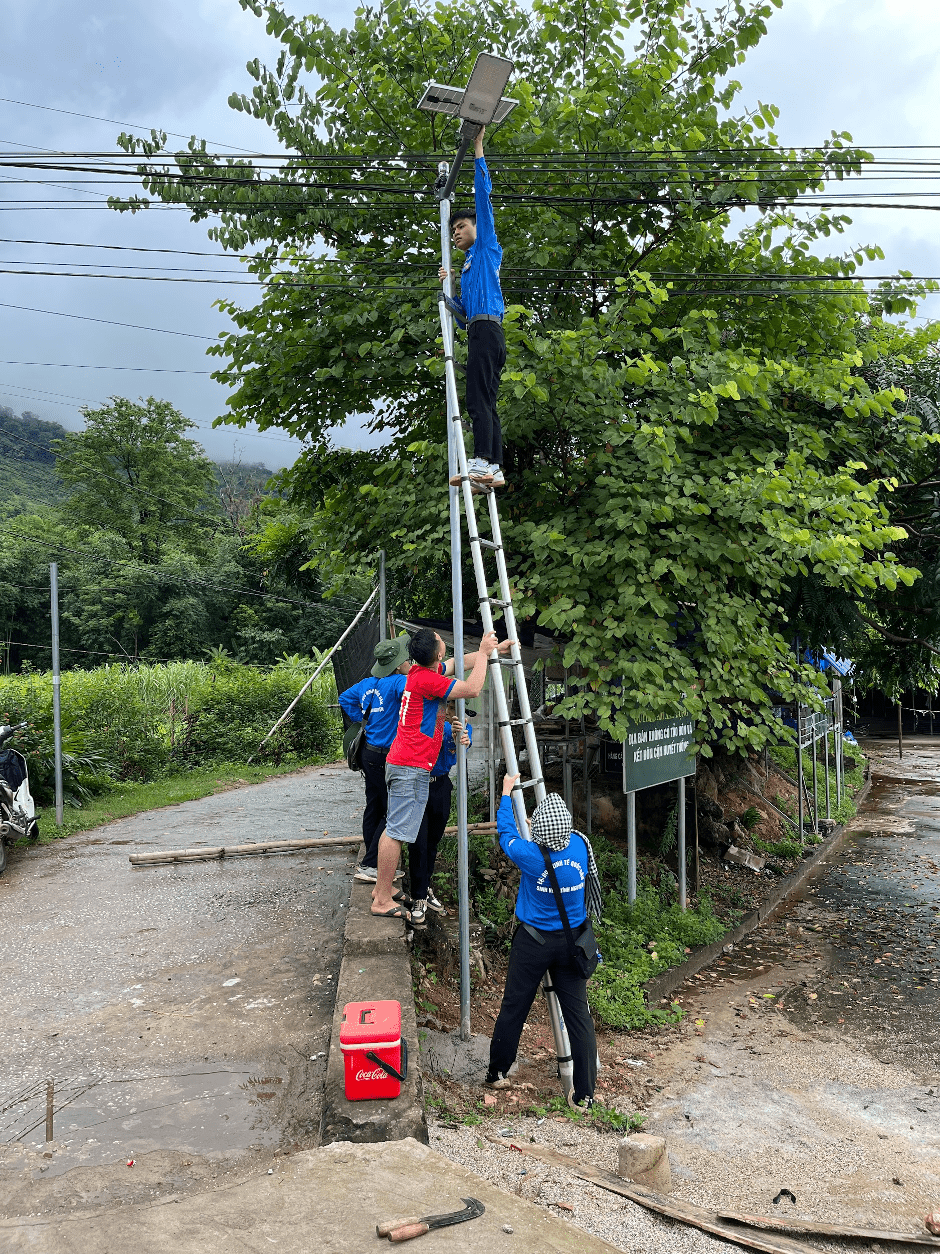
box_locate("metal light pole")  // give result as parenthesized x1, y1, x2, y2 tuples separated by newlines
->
(436, 169, 473, 1042)
(49, 563, 63, 827)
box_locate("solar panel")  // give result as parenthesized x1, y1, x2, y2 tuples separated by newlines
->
(417, 84, 519, 124)
(417, 54, 518, 127)
(417, 83, 465, 116)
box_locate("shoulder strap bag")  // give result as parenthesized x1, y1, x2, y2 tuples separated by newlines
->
(343, 692, 376, 772)
(539, 845, 600, 979)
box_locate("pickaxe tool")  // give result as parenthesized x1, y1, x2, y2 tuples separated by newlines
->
(376, 1197, 485, 1243)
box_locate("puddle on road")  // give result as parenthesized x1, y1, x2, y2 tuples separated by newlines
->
(0, 1068, 293, 1174)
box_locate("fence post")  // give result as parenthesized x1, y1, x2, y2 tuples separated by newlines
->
(823, 705, 831, 820)
(378, 550, 387, 642)
(833, 679, 843, 806)
(796, 705, 804, 840)
(811, 716, 819, 833)
(49, 563, 63, 828)
(677, 775, 686, 911)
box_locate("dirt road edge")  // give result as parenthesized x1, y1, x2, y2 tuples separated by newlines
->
(645, 776, 873, 1006)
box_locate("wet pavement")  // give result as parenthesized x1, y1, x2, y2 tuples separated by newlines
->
(0, 763, 365, 1218)
(642, 734, 940, 1245)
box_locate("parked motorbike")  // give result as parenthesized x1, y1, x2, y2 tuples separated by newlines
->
(0, 722, 38, 873)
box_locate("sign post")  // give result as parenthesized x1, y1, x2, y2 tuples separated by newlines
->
(620, 713, 696, 909)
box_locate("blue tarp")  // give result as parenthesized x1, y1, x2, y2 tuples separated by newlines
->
(803, 648, 853, 677)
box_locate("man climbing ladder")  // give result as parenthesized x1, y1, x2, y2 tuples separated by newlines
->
(439, 126, 506, 491)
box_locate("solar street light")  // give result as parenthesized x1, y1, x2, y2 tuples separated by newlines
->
(418, 53, 518, 199)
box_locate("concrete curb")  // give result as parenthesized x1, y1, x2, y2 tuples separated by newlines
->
(320, 866, 428, 1146)
(644, 776, 873, 1006)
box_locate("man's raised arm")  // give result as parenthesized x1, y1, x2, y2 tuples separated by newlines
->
(444, 634, 515, 676)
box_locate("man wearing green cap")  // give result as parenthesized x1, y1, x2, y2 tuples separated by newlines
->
(339, 636, 411, 882)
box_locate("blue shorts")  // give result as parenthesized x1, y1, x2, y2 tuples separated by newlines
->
(384, 764, 430, 845)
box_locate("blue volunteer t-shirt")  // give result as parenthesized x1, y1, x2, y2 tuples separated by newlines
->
(430, 721, 473, 776)
(451, 157, 504, 324)
(338, 673, 407, 749)
(496, 795, 588, 930)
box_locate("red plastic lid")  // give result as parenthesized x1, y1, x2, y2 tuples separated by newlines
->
(339, 1000, 402, 1046)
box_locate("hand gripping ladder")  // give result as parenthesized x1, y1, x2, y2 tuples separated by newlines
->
(434, 167, 577, 1105)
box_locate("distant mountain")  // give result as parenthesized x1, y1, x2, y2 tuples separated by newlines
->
(1, 405, 67, 509)
(1, 405, 277, 516)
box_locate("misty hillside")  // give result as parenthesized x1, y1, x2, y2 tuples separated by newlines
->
(0, 405, 67, 508)
(0, 406, 276, 516)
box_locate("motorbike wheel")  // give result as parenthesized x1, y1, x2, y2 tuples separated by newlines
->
(0, 840, 7, 875)
(26, 818, 39, 842)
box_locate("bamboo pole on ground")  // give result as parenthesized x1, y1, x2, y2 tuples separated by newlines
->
(130, 834, 361, 866)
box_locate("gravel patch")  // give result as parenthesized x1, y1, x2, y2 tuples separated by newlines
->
(429, 1114, 936, 1254)
(429, 1114, 733, 1254)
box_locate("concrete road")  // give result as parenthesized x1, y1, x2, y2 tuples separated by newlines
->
(0, 763, 365, 1220)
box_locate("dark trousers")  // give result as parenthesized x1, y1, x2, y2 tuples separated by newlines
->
(489, 925, 597, 1103)
(408, 775, 452, 901)
(466, 320, 505, 465)
(359, 744, 389, 869)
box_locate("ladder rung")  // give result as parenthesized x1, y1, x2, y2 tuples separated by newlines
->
(513, 777, 544, 791)
(470, 536, 501, 550)
(499, 718, 531, 728)
(490, 656, 521, 668)
(480, 596, 511, 608)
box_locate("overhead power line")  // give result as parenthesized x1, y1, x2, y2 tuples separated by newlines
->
(0, 359, 213, 373)
(0, 96, 260, 154)
(0, 300, 218, 339)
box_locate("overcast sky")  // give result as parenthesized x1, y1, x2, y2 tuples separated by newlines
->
(0, 0, 937, 470)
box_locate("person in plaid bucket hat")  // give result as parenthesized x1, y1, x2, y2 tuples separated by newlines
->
(485, 783, 602, 1108)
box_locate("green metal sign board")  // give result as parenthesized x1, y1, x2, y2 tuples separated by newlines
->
(622, 715, 696, 792)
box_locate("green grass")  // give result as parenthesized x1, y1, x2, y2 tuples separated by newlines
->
(22, 755, 339, 844)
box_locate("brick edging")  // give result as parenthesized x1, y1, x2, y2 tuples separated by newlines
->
(644, 776, 873, 1005)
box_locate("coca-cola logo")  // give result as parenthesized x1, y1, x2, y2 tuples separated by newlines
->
(354, 1067, 389, 1083)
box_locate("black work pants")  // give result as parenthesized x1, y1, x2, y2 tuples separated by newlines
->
(408, 775, 452, 901)
(465, 320, 505, 466)
(489, 925, 597, 1104)
(359, 744, 389, 869)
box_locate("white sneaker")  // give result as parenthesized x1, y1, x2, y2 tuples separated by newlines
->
(426, 890, 445, 914)
(410, 898, 427, 926)
(450, 457, 493, 487)
(354, 864, 403, 882)
(488, 464, 505, 487)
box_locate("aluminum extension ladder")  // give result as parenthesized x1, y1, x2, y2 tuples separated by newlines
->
(434, 169, 577, 1104)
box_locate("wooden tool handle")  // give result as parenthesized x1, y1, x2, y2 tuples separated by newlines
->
(376, 1217, 420, 1238)
(388, 1223, 431, 1242)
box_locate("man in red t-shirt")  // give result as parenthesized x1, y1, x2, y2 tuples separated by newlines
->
(371, 626, 513, 920)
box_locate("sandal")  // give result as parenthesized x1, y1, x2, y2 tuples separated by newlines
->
(392, 890, 414, 909)
(370, 905, 412, 922)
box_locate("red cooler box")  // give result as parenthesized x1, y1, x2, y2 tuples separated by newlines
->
(340, 1000, 407, 1101)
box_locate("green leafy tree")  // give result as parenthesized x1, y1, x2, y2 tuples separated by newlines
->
(110, 0, 938, 747)
(54, 396, 220, 563)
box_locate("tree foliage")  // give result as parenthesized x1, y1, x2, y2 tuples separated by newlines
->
(110, 0, 939, 746)
(54, 396, 219, 563)
(1, 405, 360, 670)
